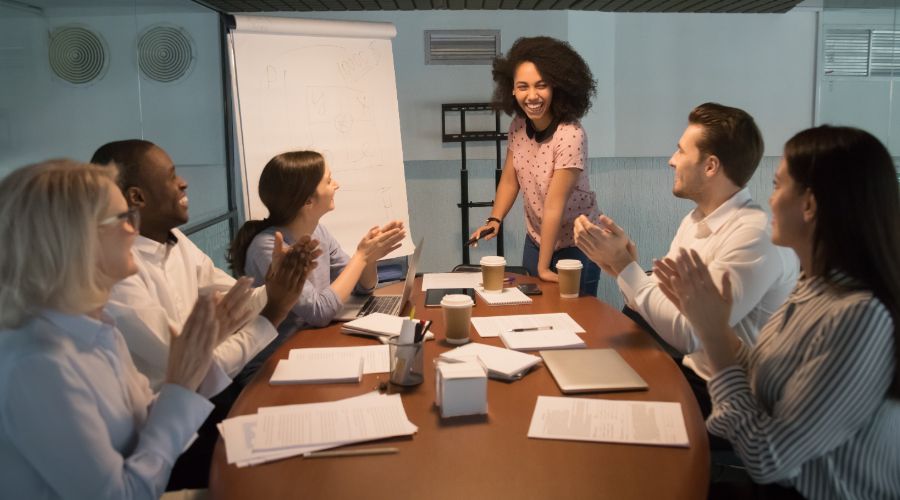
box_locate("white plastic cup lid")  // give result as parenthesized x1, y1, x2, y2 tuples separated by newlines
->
(480, 256, 507, 266)
(556, 259, 583, 270)
(441, 294, 474, 307)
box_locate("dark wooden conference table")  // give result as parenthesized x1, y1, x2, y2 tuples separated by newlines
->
(210, 275, 710, 500)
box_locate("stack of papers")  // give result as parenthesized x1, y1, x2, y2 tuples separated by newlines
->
(341, 313, 433, 343)
(474, 286, 532, 306)
(499, 329, 586, 351)
(288, 345, 390, 374)
(470, 313, 585, 338)
(439, 342, 542, 380)
(270, 356, 364, 385)
(341, 313, 404, 338)
(528, 396, 689, 448)
(217, 392, 417, 467)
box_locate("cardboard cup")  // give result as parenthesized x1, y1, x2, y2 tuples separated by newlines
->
(442, 294, 474, 345)
(556, 259, 583, 298)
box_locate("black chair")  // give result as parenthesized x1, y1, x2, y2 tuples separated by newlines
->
(451, 263, 531, 276)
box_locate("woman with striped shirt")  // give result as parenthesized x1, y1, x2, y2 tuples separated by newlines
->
(655, 125, 900, 499)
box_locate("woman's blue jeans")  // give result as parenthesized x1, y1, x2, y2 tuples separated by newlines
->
(522, 235, 600, 297)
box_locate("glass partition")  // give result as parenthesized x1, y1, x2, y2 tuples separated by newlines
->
(0, 0, 235, 269)
(818, 0, 900, 167)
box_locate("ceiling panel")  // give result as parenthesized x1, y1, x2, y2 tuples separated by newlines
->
(196, 0, 804, 10)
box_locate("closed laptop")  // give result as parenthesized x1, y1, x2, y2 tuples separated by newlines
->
(540, 349, 648, 394)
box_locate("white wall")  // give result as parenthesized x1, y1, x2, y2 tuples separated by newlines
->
(268, 10, 571, 161)
(286, 10, 817, 159)
(568, 13, 616, 156)
(0, 6, 225, 170)
(613, 12, 817, 157)
(0, 4, 233, 267)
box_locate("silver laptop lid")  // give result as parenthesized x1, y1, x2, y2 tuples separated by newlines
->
(398, 237, 424, 308)
(540, 349, 648, 394)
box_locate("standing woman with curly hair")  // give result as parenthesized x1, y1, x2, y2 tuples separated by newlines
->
(469, 36, 601, 296)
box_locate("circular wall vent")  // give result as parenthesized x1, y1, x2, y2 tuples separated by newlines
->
(48, 26, 108, 85)
(138, 25, 194, 83)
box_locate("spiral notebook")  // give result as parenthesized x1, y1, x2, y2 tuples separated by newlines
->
(474, 287, 533, 306)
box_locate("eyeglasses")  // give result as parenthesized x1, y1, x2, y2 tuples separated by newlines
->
(99, 206, 140, 231)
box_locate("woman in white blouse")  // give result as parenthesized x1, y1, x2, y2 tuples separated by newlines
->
(0, 160, 236, 498)
(655, 126, 900, 499)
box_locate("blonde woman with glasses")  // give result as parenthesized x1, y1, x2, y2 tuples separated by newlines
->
(0, 160, 247, 498)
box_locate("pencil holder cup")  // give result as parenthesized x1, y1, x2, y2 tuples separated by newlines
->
(388, 338, 424, 386)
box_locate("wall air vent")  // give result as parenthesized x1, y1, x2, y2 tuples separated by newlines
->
(824, 28, 900, 77)
(138, 25, 195, 83)
(48, 26, 108, 85)
(425, 30, 500, 66)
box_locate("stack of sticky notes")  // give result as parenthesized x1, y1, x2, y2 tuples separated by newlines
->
(435, 360, 488, 418)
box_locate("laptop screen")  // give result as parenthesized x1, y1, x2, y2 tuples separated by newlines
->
(398, 237, 424, 307)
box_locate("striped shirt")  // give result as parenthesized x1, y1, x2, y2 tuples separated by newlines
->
(707, 274, 900, 500)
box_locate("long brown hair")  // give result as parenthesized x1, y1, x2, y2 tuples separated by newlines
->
(227, 151, 325, 275)
(784, 125, 900, 397)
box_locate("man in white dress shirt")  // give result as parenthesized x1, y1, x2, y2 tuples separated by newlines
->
(574, 103, 798, 430)
(91, 139, 319, 489)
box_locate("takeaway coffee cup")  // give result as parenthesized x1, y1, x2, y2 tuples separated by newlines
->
(480, 256, 506, 293)
(556, 259, 583, 298)
(442, 294, 474, 345)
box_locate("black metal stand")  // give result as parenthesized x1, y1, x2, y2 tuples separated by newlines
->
(441, 103, 508, 265)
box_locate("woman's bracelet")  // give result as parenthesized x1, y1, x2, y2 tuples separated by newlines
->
(486, 217, 502, 226)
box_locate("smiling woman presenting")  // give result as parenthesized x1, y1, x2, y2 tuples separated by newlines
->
(469, 36, 601, 296)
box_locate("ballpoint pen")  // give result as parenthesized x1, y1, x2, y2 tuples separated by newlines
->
(510, 326, 554, 332)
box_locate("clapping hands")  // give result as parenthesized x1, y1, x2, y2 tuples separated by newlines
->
(262, 231, 322, 327)
(573, 214, 637, 277)
(653, 248, 738, 371)
(357, 220, 406, 264)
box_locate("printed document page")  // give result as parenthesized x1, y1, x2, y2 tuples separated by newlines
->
(527, 396, 689, 448)
(471, 313, 585, 338)
(253, 393, 416, 451)
(219, 392, 383, 466)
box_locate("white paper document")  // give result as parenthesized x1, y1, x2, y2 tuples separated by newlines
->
(218, 392, 385, 467)
(470, 313, 586, 338)
(288, 345, 390, 374)
(527, 396, 689, 448)
(421, 272, 481, 291)
(253, 393, 417, 451)
(500, 329, 586, 351)
(439, 342, 541, 380)
(219, 392, 416, 466)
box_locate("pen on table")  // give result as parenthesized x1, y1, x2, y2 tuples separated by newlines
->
(510, 326, 554, 332)
(305, 447, 399, 459)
